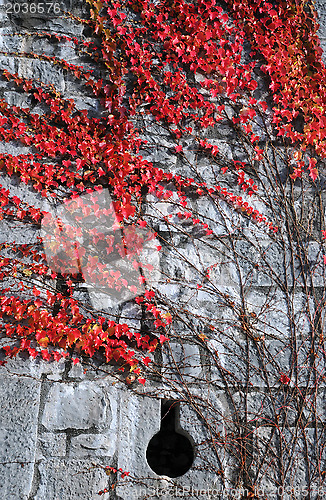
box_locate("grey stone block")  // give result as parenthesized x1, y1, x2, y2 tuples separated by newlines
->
(162, 342, 203, 384)
(36, 433, 66, 459)
(0, 371, 41, 462)
(42, 381, 111, 431)
(34, 458, 111, 500)
(1, 356, 66, 379)
(70, 433, 116, 458)
(0, 462, 35, 500)
(116, 393, 161, 499)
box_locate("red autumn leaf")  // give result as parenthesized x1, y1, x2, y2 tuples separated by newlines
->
(53, 351, 62, 362)
(308, 158, 318, 181)
(121, 203, 136, 219)
(280, 373, 290, 385)
(260, 101, 268, 112)
(29, 349, 39, 359)
(142, 356, 151, 366)
(41, 350, 51, 361)
(309, 168, 318, 181)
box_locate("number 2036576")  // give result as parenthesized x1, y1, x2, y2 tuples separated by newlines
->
(3, 2, 62, 15)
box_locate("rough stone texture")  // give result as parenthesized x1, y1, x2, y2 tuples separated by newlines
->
(315, 0, 326, 56)
(0, 371, 41, 499)
(116, 392, 161, 498)
(36, 433, 67, 460)
(70, 433, 115, 458)
(0, 372, 40, 460)
(162, 342, 203, 384)
(42, 381, 110, 431)
(34, 459, 111, 500)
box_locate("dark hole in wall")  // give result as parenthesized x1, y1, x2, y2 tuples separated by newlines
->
(146, 400, 194, 478)
(292, 112, 305, 134)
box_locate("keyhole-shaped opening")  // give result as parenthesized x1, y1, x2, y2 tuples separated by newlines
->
(146, 400, 194, 478)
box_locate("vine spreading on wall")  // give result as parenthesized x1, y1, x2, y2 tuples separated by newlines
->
(1, 0, 326, 496)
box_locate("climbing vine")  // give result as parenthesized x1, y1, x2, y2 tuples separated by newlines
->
(1, 0, 326, 497)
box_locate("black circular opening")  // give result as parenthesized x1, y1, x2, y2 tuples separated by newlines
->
(146, 430, 194, 478)
(146, 400, 194, 478)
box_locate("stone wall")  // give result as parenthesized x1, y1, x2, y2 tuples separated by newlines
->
(0, 1, 326, 499)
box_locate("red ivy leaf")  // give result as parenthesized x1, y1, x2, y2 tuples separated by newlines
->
(280, 373, 290, 384)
